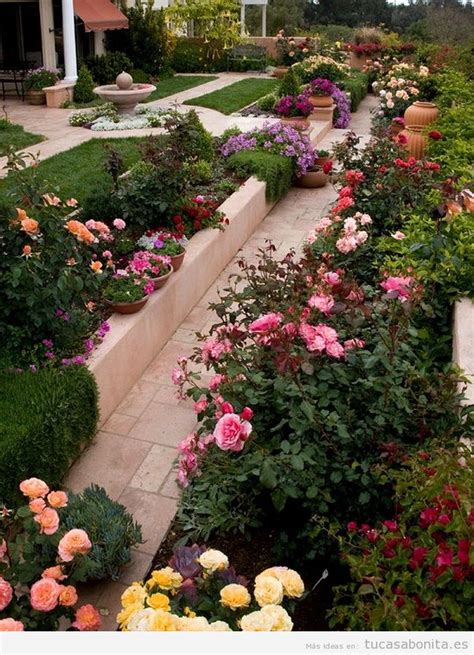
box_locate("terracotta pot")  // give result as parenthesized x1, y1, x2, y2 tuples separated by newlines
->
(280, 116, 310, 132)
(310, 94, 333, 108)
(404, 101, 439, 128)
(400, 126, 427, 160)
(107, 297, 148, 315)
(151, 265, 173, 290)
(349, 52, 370, 70)
(169, 250, 186, 272)
(272, 66, 289, 78)
(296, 168, 327, 188)
(315, 156, 329, 167)
(390, 122, 405, 136)
(26, 89, 46, 105)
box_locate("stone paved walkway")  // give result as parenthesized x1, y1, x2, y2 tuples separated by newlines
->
(64, 95, 375, 629)
(0, 72, 277, 175)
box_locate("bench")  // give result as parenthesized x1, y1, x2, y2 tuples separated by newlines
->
(0, 61, 34, 100)
(227, 44, 267, 72)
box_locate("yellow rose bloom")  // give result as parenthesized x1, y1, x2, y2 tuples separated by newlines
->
(279, 569, 305, 598)
(184, 606, 197, 618)
(147, 567, 183, 591)
(254, 576, 284, 607)
(240, 610, 274, 631)
(117, 602, 143, 629)
(220, 584, 251, 610)
(197, 549, 229, 572)
(175, 616, 210, 631)
(208, 620, 232, 631)
(147, 592, 171, 612)
(261, 604, 293, 631)
(121, 582, 146, 608)
(148, 609, 177, 631)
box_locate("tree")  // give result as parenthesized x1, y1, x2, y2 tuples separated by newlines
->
(306, 0, 391, 27)
(245, 0, 307, 36)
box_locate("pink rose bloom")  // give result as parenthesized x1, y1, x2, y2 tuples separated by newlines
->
(93, 221, 110, 234)
(0, 577, 13, 611)
(240, 407, 254, 421)
(29, 498, 46, 514)
(213, 413, 252, 452)
(346, 289, 364, 303)
(201, 338, 232, 363)
(209, 374, 226, 391)
(299, 323, 326, 353)
(194, 195, 205, 204)
(85, 220, 96, 230)
(344, 338, 365, 350)
(359, 213, 372, 225)
(343, 217, 357, 233)
(380, 276, 413, 302)
(391, 231, 405, 240)
(326, 341, 345, 359)
(113, 218, 126, 230)
(308, 294, 335, 316)
(34, 507, 60, 535)
(102, 249, 113, 259)
(19, 477, 49, 499)
(72, 604, 102, 631)
(324, 272, 340, 285)
(339, 186, 353, 198)
(315, 217, 332, 232)
(66, 198, 78, 208)
(30, 578, 60, 612)
(194, 399, 208, 414)
(221, 401, 234, 414)
(283, 322, 298, 338)
(336, 235, 358, 253)
(47, 490, 68, 508)
(171, 368, 185, 385)
(42, 566, 67, 581)
(58, 529, 92, 562)
(249, 312, 282, 334)
(0, 618, 24, 631)
(356, 230, 368, 245)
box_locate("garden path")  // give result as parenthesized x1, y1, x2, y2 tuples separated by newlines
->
(65, 95, 375, 629)
(0, 72, 276, 176)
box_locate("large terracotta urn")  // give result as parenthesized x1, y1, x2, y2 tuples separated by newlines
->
(404, 101, 439, 128)
(310, 94, 333, 108)
(280, 116, 310, 132)
(400, 126, 427, 160)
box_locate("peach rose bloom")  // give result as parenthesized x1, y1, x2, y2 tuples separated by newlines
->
(59, 585, 78, 607)
(0, 618, 24, 631)
(77, 226, 95, 244)
(30, 578, 60, 612)
(29, 498, 46, 514)
(90, 261, 103, 273)
(47, 490, 68, 508)
(72, 604, 101, 631)
(34, 508, 60, 535)
(0, 577, 13, 611)
(19, 477, 49, 498)
(23, 245, 32, 256)
(42, 566, 67, 581)
(58, 529, 92, 562)
(66, 219, 83, 236)
(20, 217, 39, 235)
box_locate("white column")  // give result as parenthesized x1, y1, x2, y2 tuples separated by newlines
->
(62, 0, 77, 83)
(94, 30, 106, 56)
(240, 3, 246, 36)
(39, 0, 56, 68)
(262, 5, 267, 37)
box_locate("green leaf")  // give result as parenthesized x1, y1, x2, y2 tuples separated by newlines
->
(300, 399, 314, 422)
(259, 460, 277, 489)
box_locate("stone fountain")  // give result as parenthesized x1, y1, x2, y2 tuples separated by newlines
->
(93, 71, 156, 115)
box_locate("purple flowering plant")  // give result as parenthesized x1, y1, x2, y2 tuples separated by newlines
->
(308, 78, 351, 129)
(221, 122, 316, 176)
(274, 93, 313, 118)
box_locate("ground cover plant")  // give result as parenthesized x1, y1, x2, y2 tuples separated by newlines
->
(184, 78, 279, 114)
(0, 119, 45, 151)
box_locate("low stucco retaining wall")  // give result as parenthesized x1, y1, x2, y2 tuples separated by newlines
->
(89, 176, 277, 425)
(453, 297, 474, 406)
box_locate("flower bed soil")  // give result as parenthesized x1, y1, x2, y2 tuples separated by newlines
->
(151, 522, 349, 631)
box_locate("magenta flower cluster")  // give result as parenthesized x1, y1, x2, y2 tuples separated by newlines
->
(221, 122, 316, 176)
(274, 93, 314, 118)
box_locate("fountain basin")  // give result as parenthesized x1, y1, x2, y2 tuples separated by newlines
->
(93, 83, 156, 115)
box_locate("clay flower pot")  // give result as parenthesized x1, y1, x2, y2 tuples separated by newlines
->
(151, 265, 173, 290)
(107, 297, 148, 315)
(310, 94, 333, 108)
(272, 66, 289, 78)
(296, 167, 327, 188)
(280, 116, 310, 132)
(390, 122, 405, 136)
(26, 89, 46, 105)
(169, 250, 186, 272)
(400, 126, 427, 160)
(315, 156, 329, 167)
(404, 101, 439, 128)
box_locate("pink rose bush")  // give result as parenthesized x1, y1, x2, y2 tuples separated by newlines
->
(0, 478, 100, 631)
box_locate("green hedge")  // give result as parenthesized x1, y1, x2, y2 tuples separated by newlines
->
(342, 72, 369, 112)
(0, 366, 98, 504)
(170, 38, 226, 73)
(227, 151, 294, 202)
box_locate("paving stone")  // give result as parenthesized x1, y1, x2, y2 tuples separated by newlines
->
(129, 444, 177, 493)
(116, 379, 157, 418)
(128, 402, 196, 447)
(102, 412, 137, 436)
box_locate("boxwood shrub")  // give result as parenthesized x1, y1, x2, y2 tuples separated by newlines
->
(227, 150, 294, 202)
(0, 366, 98, 504)
(341, 72, 369, 112)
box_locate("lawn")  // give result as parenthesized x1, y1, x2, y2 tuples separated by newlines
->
(183, 78, 278, 114)
(0, 137, 146, 205)
(143, 74, 218, 103)
(0, 119, 45, 151)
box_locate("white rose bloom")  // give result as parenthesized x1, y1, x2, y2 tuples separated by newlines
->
(261, 605, 294, 631)
(127, 608, 155, 631)
(198, 549, 229, 572)
(254, 576, 284, 607)
(240, 610, 275, 631)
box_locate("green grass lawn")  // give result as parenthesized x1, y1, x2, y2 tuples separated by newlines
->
(0, 137, 146, 205)
(0, 119, 45, 151)
(183, 78, 278, 115)
(143, 74, 218, 103)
